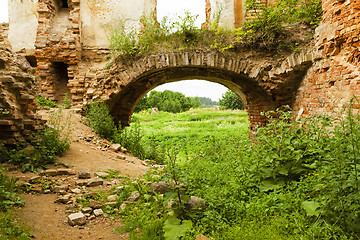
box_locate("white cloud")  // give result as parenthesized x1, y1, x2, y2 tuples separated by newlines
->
(153, 80, 228, 101)
(0, 0, 8, 23)
(157, 0, 205, 27)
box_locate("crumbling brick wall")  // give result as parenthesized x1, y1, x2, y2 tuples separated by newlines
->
(293, 0, 360, 117)
(0, 45, 45, 146)
(35, 0, 82, 105)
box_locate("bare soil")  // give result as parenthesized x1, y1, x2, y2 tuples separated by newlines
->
(6, 108, 150, 240)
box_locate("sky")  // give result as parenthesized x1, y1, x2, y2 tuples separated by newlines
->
(0, 0, 228, 101)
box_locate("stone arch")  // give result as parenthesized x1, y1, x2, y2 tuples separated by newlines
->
(86, 50, 313, 130)
(109, 66, 274, 130)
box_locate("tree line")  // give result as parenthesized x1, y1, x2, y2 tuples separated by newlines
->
(134, 89, 244, 113)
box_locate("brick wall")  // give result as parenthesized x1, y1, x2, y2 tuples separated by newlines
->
(293, 0, 360, 117)
(0, 46, 45, 146)
(35, 0, 82, 105)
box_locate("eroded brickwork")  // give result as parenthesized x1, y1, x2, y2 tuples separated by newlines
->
(84, 48, 313, 130)
(293, 0, 360, 117)
(35, 0, 81, 104)
(0, 46, 45, 146)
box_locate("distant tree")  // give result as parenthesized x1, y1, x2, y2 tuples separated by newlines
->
(197, 97, 218, 107)
(219, 90, 244, 110)
(134, 90, 202, 113)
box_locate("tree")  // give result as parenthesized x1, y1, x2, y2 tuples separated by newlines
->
(134, 90, 202, 113)
(219, 90, 244, 110)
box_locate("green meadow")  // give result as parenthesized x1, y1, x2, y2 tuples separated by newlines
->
(132, 108, 250, 162)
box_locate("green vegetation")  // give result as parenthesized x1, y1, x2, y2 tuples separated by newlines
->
(0, 107, 71, 172)
(134, 90, 201, 113)
(0, 168, 32, 239)
(35, 96, 57, 108)
(219, 90, 244, 110)
(110, 0, 322, 60)
(84, 100, 360, 239)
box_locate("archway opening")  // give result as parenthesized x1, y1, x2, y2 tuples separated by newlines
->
(108, 66, 274, 131)
(52, 62, 71, 103)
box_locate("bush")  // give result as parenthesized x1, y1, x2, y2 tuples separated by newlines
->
(84, 102, 117, 140)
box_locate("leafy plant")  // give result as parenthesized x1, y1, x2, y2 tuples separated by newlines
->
(35, 96, 57, 108)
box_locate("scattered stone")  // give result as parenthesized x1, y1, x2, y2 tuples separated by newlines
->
(121, 147, 127, 153)
(128, 191, 140, 201)
(88, 215, 96, 220)
(40, 169, 58, 176)
(68, 212, 86, 226)
(29, 176, 41, 184)
(114, 186, 124, 193)
(54, 185, 69, 193)
(126, 159, 135, 164)
(107, 195, 118, 202)
(71, 188, 81, 194)
(186, 196, 206, 210)
(89, 199, 104, 209)
(117, 155, 126, 160)
(109, 144, 121, 152)
(57, 168, 76, 175)
(81, 207, 93, 214)
(95, 172, 109, 178)
(44, 189, 51, 194)
(149, 182, 170, 194)
(55, 194, 72, 204)
(78, 170, 91, 179)
(93, 209, 104, 217)
(105, 202, 117, 206)
(75, 180, 88, 186)
(120, 203, 127, 211)
(87, 178, 104, 187)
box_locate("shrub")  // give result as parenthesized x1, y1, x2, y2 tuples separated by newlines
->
(84, 102, 117, 140)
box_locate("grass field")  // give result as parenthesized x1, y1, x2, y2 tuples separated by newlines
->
(132, 108, 250, 162)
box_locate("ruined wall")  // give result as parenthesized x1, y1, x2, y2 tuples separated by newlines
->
(293, 0, 360, 117)
(0, 45, 45, 146)
(80, 0, 156, 49)
(8, 0, 39, 53)
(207, 0, 245, 28)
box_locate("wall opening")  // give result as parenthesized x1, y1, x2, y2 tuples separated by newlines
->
(25, 56, 37, 68)
(60, 0, 69, 9)
(52, 62, 71, 103)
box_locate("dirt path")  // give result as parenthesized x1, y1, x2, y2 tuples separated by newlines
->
(6, 109, 150, 240)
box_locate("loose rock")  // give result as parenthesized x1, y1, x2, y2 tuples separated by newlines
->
(87, 178, 104, 187)
(128, 191, 140, 201)
(149, 181, 170, 194)
(81, 207, 93, 214)
(93, 209, 104, 217)
(110, 144, 121, 152)
(78, 170, 91, 179)
(68, 212, 86, 226)
(107, 195, 118, 202)
(89, 199, 104, 209)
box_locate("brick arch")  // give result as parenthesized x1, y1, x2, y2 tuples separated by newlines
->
(86, 50, 314, 130)
(109, 66, 275, 130)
